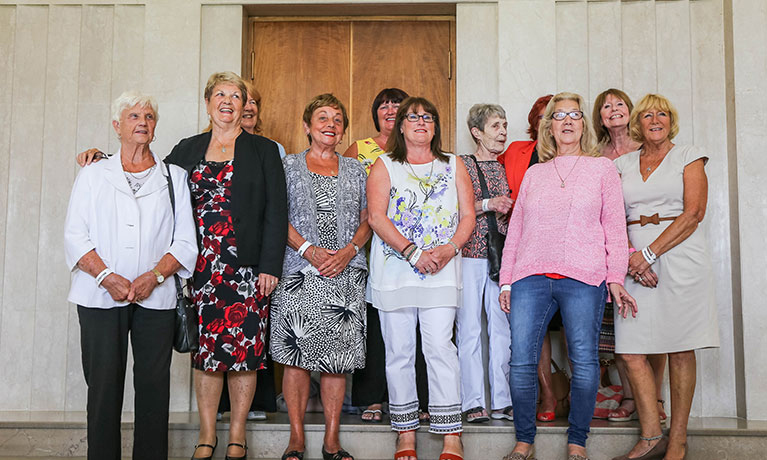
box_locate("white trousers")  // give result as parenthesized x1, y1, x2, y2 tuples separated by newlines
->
(455, 257, 512, 411)
(379, 306, 462, 434)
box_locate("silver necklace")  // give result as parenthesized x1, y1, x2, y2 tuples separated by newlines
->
(123, 163, 156, 179)
(212, 132, 236, 154)
(405, 158, 435, 186)
(553, 155, 582, 188)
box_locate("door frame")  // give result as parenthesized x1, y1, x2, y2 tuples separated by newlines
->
(243, 8, 456, 151)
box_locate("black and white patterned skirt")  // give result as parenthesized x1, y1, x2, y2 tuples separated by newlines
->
(270, 267, 367, 374)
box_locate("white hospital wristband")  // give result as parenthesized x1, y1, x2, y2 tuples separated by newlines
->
(95, 268, 113, 286)
(482, 199, 490, 213)
(297, 241, 312, 257)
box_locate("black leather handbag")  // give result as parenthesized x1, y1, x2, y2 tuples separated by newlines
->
(165, 164, 199, 353)
(468, 155, 506, 282)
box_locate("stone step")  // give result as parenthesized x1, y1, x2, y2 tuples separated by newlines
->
(1, 412, 765, 459)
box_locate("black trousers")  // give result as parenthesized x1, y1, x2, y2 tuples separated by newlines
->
(352, 303, 429, 411)
(78, 304, 174, 460)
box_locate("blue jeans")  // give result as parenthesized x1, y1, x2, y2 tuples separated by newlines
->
(508, 275, 606, 447)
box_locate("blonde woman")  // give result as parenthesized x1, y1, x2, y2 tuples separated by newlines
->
(498, 92, 636, 460)
(611, 94, 719, 460)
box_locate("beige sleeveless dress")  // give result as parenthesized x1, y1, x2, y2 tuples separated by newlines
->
(613, 145, 719, 354)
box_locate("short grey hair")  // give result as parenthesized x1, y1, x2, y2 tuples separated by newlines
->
(467, 104, 506, 144)
(111, 90, 159, 124)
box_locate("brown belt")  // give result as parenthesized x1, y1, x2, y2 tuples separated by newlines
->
(627, 213, 678, 226)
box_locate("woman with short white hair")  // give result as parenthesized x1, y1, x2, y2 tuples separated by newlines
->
(64, 91, 198, 460)
(456, 103, 514, 424)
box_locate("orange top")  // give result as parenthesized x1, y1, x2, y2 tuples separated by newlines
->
(497, 140, 538, 202)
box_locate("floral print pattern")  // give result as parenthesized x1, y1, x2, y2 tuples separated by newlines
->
(460, 156, 510, 258)
(190, 161, 267, 372)
(381, 160, 458, 279)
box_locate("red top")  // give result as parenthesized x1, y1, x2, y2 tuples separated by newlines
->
(497, 140, 538, 202)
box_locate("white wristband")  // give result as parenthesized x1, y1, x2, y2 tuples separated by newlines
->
(641, 246, 656, 265)
(501, 284, 511, 292)
(95, 268, 113, 286)
(408, 247, 423, 267)
(297, 241, 312, 257)
(482, 199, 490, 213)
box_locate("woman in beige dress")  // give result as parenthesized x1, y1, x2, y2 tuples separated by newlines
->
(611, 94, 719, 460)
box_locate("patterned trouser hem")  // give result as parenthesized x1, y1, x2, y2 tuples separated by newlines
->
(389, 400, 420, 432)
(428, 403, 463, 434)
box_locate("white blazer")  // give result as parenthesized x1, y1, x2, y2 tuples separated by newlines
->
(64, 150, 198, 310)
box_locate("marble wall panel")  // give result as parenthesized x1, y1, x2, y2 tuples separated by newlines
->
(0, 6, 16, 346)
(732, 0, 767, 421)
(690, 0, 739, 418)
(456, 2, 498, 154)
(143, 0, 202, 159)
(555, 1, 588, 99)
(498, 0, 556, 140)
(0, 4, 48, 411)
(655, 0, 693, 145)
(199, 4, 244, 131)
(587, 1, 622, 102)
(109, 5, 145, 155)
(31, 5, 82, 412)
(621, 0, 657, 104)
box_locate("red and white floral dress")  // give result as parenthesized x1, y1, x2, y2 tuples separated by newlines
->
(190, 160, 268, 372)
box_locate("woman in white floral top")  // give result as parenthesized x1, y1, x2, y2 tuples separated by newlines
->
(367, 97, 475, 460)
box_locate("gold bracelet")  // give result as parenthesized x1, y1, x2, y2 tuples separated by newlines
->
(311, 246, 316, 263)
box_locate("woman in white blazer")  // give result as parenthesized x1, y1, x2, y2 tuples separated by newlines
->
(64, 91, 198, 460)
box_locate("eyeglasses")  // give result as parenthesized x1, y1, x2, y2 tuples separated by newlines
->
(552, 111, 583, 121)
(405, 113, 436, 123)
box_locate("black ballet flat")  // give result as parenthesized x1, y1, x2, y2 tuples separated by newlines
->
(191, 436, 217, 460)
(225, 441, 248, 460)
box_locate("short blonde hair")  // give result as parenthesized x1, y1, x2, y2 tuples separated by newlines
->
(537, 92, 599, 162)
(111, 90, 158, 124)
(629, 93, 680, 143)
(203, 71, 247, 103)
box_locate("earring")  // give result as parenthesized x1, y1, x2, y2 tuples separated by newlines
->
(152, 135, 157, 142)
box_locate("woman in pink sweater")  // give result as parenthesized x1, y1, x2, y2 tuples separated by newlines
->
(498, 92, 637, 460)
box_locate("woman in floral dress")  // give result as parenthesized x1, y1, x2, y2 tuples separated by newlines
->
(367, 97, 475, 460)
(165, 72, 287, 460)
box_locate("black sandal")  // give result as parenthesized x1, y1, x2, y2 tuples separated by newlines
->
(322, 445, 354, 460)
(224, 442, 248, 460)
(191, 436, 217, 460)
(282, 450, 305, 460)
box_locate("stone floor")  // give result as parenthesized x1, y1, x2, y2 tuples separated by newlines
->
(1, 411, 766, 459)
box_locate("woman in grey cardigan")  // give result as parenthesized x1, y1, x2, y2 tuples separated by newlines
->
(271, 94, 371, 460)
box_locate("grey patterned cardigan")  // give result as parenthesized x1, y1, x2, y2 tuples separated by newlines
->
(281, 150, 368, 275)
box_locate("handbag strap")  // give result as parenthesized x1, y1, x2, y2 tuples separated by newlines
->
(467, 155, 499, 233)
(163, 163, 184, 298)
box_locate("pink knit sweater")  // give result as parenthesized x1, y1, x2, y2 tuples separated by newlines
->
(499, 155, 628, 287)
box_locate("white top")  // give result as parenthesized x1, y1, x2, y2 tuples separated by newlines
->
(369, 154, 462, 311)
(64, 150, 198, 310)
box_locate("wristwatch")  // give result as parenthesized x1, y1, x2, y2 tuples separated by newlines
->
(151, 268, 165, 284)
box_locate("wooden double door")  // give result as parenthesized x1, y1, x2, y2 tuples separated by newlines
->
(249, 18, 455, 155)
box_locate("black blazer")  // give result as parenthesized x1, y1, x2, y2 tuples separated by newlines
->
(165, 130, 288, 277)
